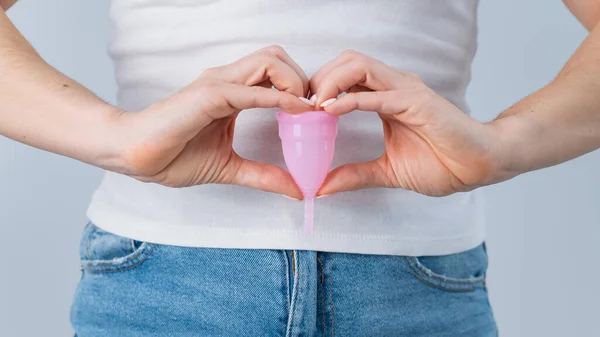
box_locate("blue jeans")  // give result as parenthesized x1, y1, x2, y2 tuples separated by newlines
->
(71, 223, 497, 336)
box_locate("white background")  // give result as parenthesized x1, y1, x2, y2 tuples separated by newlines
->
(1, 0, 599, 336)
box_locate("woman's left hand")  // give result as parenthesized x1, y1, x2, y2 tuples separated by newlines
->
(311, 50, 505, 197)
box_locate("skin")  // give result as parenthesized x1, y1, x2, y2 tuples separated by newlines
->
(0, 1, 599, 199)
(311, 0, 600, 197)
(310, 55, 496, 196)
(0, 0, 17, 10)
(564, 0, 600, 29)
(0, 8, 313, 199)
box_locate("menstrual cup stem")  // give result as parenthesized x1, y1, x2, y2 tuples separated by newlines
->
(304, 197, 314, 234)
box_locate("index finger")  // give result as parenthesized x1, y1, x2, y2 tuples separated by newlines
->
(206, 46, 309, 97)
(309, 50, 357, 99)
(314, 59, 397, 108)
(251, 46, 310, 96)
(207, 84, 311, 120)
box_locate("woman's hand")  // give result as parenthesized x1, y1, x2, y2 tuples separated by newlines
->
(116, 46, 312, 198)
(311, 50, 503, 197)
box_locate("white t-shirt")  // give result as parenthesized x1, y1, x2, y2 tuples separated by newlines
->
(87, 0, 484, 256)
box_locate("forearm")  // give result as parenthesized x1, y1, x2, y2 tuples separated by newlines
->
(0, 0, 18, 11)
(0, 11, 128, 172)
(563, 0, 600, 31)
(490, 23, 600, 180)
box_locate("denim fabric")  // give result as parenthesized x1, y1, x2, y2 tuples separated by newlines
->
(71, 223, 497, 336)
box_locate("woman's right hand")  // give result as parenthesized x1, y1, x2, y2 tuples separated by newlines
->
(115, 46, 312, 198)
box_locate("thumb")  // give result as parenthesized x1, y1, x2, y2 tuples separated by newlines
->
(317, 158, 393, 195)
(227, 152, 303, 199)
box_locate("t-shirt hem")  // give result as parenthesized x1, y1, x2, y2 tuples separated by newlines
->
(87, 204, 485, 257)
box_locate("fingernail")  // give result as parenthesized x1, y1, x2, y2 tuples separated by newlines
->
(316, 194, 332, 199)
(298, 97, 315, 106)
(282, 195, 301, 201)
(309, 94, 318, 103)
(320, 98, 337, 108)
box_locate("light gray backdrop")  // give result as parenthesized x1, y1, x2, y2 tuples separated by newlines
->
(1, 0, 598, 336)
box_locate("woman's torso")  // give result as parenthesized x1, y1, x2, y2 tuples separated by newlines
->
(87, 0, 484, 256)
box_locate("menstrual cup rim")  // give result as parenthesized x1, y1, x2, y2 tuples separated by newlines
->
(276, 110, 339, 124)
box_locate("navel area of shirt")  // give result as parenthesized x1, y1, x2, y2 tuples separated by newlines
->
(87, 0, 484, 256)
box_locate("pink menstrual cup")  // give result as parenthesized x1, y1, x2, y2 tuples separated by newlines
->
(276, 110, 339, 233)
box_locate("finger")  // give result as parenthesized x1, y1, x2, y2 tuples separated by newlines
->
(228, 153, 303, 199)
(205, 51, 306, 97)
(153, 84, 311, 150)
(228, 85, 312, 114)
(142, 83, 312, 150)
(309, 50, 356, 99)
(205, 84, 311, 120)
(315, 59, 400, 107)
(252, 46, 310, 96)
(322, 91, 410, 116)
(241, 56, 306, 97)
(317, 158, 392, 195)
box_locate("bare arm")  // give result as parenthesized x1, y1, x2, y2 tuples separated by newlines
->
(563, 0, 600, 30)
(490, 0, 600, 180)
(0, 6, 311, 195)
(0, 9, 128, 172)
(1, 1, 19, 11)
(310, 0, 600, 196)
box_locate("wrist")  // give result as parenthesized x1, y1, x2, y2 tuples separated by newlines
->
(106, 105, 180, 180)
(484, 116, 528, 185)
(95, 106, 135, 174)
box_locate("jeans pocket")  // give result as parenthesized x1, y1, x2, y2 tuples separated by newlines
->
(79, 222, 156, 274)
(403, 243, 488, 292)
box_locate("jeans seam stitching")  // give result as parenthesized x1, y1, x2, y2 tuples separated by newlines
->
(88, 245, 146, 267)
(405, 260, 476, 293)
(317, 257, 326, 337)
(329, 254, 335, 337)
(85, 244, 155, 274)
(85, 223, 93, 261)
(406, 256, 485, 285)
(286, 250, 299, 337)
(283, 250, 290, 318)
(403, 257, 481, 292)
